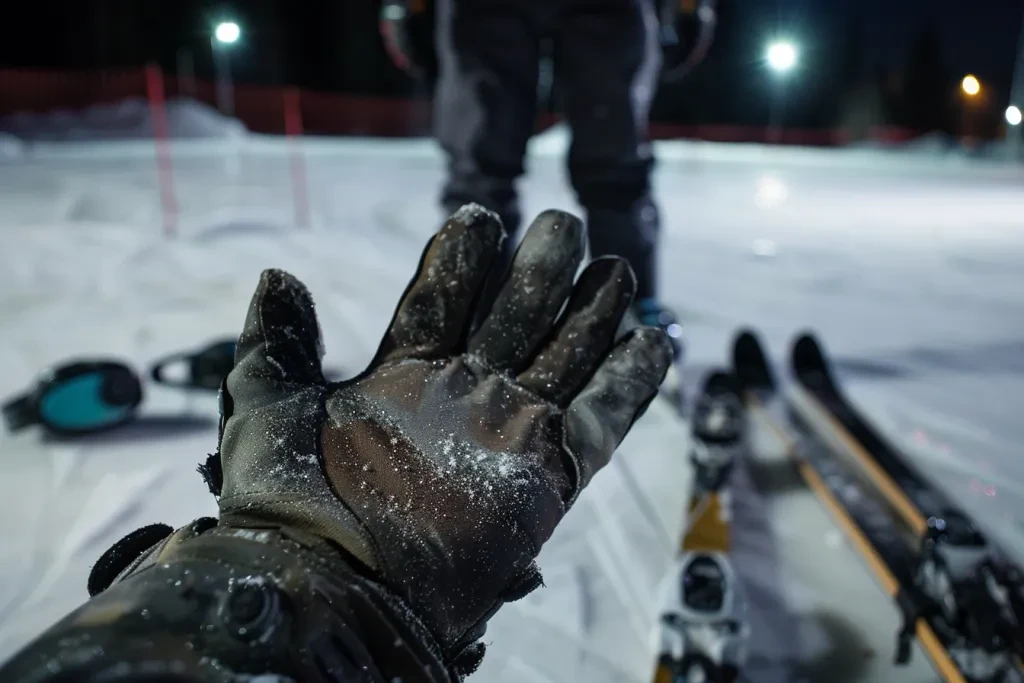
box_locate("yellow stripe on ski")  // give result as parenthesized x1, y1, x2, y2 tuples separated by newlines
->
(681, 492, 730, 554)
(789, 386, 928, 536)
(653, 661, 675, 683)
(746, 392, 967, 683)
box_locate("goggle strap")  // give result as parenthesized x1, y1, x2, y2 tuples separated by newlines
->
(2, 393, 39, 432)
(150, 352, 193, 390)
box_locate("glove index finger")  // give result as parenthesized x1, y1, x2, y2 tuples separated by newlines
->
(562, 327, 672, 505)
(375, 204, 505, 363)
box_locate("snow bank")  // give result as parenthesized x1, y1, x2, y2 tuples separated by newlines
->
(0, 97, 246, 142)
(0, 132, 24, 160)
(534, 122, 1023, 169)
(850, 131, 1023, 162)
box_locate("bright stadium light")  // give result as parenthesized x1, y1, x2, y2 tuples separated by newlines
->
(766, 41, 798, 73)
(215, 21, 241, 45)
(764, 40, 799, 143)
(961, 74, 980, 97)
(1006, 105, 1022, 126)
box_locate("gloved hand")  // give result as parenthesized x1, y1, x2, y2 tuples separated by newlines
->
(212, 205, 673, 672)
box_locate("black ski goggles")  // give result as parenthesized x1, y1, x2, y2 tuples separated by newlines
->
(2, 339, 237, 437)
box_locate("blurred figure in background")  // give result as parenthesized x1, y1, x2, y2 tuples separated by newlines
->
(383, 0, 685, 361)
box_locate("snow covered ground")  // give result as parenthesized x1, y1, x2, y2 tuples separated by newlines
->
(1, 125, 1023, 681)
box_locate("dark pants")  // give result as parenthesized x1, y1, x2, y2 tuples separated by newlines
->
(434, 0, 662, 300)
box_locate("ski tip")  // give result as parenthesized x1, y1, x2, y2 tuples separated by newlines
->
(731, 328, 775, 393)
(791, 331, 835, 388)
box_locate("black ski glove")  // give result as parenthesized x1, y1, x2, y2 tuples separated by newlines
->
(213, 205, 673, 668)
(0, 205, 671, 683)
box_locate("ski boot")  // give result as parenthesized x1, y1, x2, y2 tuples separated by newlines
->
(635, 298, 686, 409)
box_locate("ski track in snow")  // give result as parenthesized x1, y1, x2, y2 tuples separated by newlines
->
(1, 132, 1023, 680)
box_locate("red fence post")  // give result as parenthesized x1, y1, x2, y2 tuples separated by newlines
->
(145, 64, 178, 238)
(284, 87, 310, 229)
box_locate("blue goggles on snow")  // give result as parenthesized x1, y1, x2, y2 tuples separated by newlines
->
(2, 339, 236, 436)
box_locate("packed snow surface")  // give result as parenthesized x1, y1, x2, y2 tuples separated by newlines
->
(1, 125, 1023, 681)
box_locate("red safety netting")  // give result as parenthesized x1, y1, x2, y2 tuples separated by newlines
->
(0, 65, 921, 145)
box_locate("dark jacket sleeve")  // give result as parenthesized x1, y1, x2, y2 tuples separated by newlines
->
(0, 524, 453, 683)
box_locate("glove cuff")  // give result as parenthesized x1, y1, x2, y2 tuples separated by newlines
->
(6, 523, 454, 683)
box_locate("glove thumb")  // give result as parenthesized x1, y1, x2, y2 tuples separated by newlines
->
(228, 269, 325, 411)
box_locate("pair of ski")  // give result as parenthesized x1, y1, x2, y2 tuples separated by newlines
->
(652, 329, 1024, 683)
(733, 329, 1024, 683)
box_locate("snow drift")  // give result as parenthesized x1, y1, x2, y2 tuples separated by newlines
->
(0, 97, 246, 142)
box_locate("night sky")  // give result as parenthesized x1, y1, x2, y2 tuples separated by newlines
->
(3, 2, 1020, 76)
(827, 0, 1022, 90)
(1, 0, 1021, 127)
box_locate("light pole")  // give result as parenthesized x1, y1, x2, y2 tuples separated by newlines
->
(765, 40, 798, 144)
(1009, 14, 1024, 159)
(958, 74, 982, 142)
(212, 21, 241, 116)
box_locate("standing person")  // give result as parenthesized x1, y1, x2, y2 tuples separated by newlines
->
(385, 0, 684, 359)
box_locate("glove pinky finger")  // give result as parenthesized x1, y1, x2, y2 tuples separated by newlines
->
(561, 327, 673, 505)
